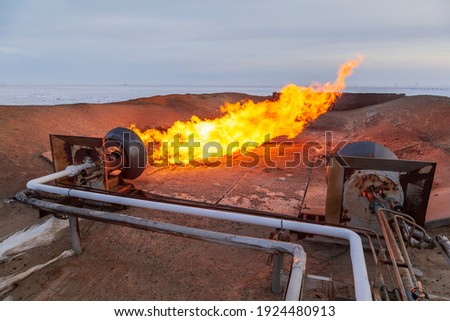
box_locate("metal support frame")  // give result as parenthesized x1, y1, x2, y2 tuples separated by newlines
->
(24, 163, 372, 300)
(16, 191, 306, 301)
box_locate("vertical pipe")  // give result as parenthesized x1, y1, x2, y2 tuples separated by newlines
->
(69, 216, 82, 255)
(376, 210, 406, 299)
(271, 252, 284, 294)
(285, 247, 306, 301)
(377, 209, 414, 300)
(391, 216, 418, 286)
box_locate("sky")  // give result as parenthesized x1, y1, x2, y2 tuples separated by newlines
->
(0, 0, 449, 87)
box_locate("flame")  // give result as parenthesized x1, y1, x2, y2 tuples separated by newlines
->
(131, 56, 363, 165)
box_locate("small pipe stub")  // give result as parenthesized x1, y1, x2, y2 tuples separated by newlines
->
(411, 283, 429, 301)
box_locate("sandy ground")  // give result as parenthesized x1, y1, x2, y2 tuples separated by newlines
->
(0, 93, 449, 300)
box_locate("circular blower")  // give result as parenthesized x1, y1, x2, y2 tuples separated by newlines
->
(104, 127, 147, 180)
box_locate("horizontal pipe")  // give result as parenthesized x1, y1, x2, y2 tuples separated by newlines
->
(30, 163, 95, 185)
(25, 164, 372, 301)
(16, 191, 306, 300)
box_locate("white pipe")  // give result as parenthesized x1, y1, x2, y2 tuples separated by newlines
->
(286, 246, 306, 300)
(31, 163, 95, 184)
(17, 191, 307, 300)
(26, 164, 372, 301)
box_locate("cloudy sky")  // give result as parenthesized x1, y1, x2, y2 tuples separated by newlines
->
(1, 0, 449, 87)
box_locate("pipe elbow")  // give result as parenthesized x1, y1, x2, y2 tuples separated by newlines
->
(26, 179, 38, 190)
(344, 228, 363, 244)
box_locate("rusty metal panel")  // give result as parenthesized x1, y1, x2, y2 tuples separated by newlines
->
(326, 155, 436, 227)
(50, 134, 107, 190)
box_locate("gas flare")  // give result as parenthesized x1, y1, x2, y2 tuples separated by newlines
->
(131, 56, 363, 165)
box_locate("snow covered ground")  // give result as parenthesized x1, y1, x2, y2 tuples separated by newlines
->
(0, 217, 68, 261)
(0, 85, 449, 106)
(0, 85, 278, 106)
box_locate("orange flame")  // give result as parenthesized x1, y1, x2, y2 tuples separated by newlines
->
(131, 56, 363, 164)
